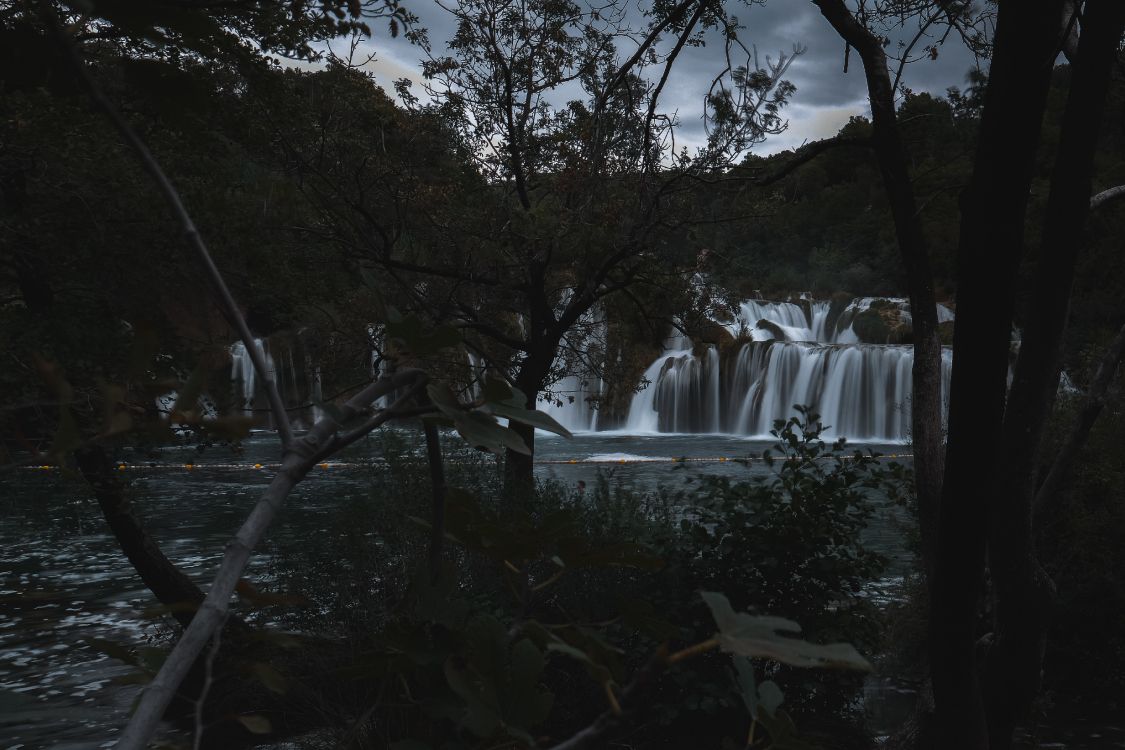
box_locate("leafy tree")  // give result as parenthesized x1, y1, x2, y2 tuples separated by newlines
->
(809, 1, 1125, 747)
(284, 0, 802, 490)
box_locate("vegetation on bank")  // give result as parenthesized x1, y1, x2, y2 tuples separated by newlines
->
(247, 412, 901, 749)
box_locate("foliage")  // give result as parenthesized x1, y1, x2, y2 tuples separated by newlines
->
(1038, 377, 1125, 710)
(661, 407, 908, 741)
(258, 408, 901, 749)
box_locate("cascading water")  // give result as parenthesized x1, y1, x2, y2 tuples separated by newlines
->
(229, 338, 281, 428)
(537, 304, 608, 432)
(553, 296, 956, 441)
(230, 338, 274, 415)
(725, 341, 952, 439)
(219, 297, 954, 441)
(541, 375, 605, 433)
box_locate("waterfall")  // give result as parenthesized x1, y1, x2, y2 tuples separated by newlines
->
(537, 303, 608, 432)
(724, 341, 952, 440)
(540, 374, 605, 432)
(230, 338, 280, 428)
(611, 296, 956, 442)
(230, 338, 276, 415)
(623, 333, 700, 433)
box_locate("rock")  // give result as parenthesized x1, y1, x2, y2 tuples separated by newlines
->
(824, 291, 854, 340)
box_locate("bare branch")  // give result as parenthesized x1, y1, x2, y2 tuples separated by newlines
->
(1060, 0, 1081, 63)
(117, 367, 427, 749)
(1090, 183, 1125, 211)
(44, 6, 295, 450)
(1034, 320, 1125, 513)
(546, 649, 670, 750)
(746, 135, 872, 187)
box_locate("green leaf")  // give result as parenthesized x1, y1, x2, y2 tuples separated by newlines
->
(481, 377, 515, 403)
(701, 592, 871, 671)
(235, 714, 273, 735)
(757, 680, 784, 718)
(454, 411, 531, 455)
(385, 314, 461, 355)
(508, 639, 553, 727)
(426, 383, 463, 417)
(249, 663, 288, 694)
(444, 656, 501, 738)
(203, 415, 256, 441)
(732, 654, 758, 716)
(487, 401, 573, 438)
(87, 638, 138, 666)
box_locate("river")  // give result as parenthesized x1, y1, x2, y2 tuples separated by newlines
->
(1, 431, 1119, 748)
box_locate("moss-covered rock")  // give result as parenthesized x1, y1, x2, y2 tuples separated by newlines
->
(693, 320, 735, 349)
(851, 309, 887, 343)
(755, 318, 788, 341)
(853, 299, 914, 344)
(711, 305, 736, 324)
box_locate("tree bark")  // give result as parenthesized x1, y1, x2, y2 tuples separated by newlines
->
(934, 3, 1065, 748)
(503, 350, 553, 499)
(811, 0, 943, 585)
(75, 445, 205, 629)
(989, 6, 1125, 744)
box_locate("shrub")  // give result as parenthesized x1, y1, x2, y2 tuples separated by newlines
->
(263, 409, 908, 748)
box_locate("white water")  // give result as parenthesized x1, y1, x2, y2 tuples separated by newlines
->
(222, 296, 955, 443)
(230, 338, 274, 415)
(560, 297, 955, 442)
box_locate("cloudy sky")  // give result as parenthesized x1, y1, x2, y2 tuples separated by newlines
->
(346, 1, 987, 155)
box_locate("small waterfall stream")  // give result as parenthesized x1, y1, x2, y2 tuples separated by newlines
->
(230, 338, 274, 416)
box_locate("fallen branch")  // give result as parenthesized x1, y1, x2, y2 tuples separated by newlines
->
(118, 369, 428, 749)
(545, 648, 669, 750)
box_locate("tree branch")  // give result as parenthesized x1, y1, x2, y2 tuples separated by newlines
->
(1060, 0, 1081, 63)
(745, 135, 872, 187)
(46, 6, 294, 450)
(1090, 183, 1125, 211)
(117, 368, 427, 748)
(592, 0, 697, 117)
(545, 649, 669, 750)
(1035, 320, 1125, 513)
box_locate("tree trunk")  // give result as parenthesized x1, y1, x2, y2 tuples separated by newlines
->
(987, 4, 1125, 746)
(503, 345, 555, 498)
(812, 0, 943, 587)
(933, 3, 1065, 748)
(75, 445, 206, 629)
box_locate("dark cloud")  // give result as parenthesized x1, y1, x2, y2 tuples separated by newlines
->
(361, 1, 987, 154)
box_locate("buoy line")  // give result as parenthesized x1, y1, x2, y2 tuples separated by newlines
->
(19, 454, 913, 472)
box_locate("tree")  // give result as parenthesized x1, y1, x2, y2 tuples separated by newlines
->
(282, 0, 802, 491)
(807, 1, 1125, 747)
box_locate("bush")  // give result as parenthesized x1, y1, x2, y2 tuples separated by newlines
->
(263, 410, 908, 749)
(660, 407, 908, 743)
